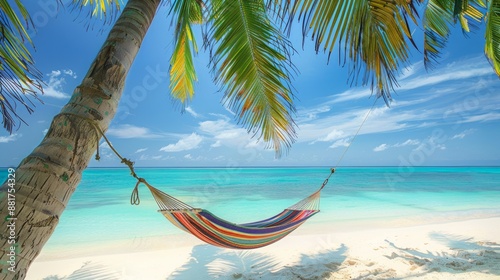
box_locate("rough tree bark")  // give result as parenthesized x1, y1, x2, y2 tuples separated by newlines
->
(0, 0, 161, 278)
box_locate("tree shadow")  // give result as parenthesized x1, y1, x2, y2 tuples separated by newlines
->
(42, 261, 122, 280)
(167, 243, 347, 279)
(384, 232, 500, 278)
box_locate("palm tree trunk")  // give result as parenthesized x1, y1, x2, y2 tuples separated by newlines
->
(0, 0, 161, 278)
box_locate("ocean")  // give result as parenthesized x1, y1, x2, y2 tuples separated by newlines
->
(2, 167, 500, 251)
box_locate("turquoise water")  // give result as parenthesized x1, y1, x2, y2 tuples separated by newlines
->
(2, 167, 500, 249)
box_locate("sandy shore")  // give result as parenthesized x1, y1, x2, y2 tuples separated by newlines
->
(26, 217, 500, 279)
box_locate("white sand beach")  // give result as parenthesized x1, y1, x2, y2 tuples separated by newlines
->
(26, 217, 500, 279)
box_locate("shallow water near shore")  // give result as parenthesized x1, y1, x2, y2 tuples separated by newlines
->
(2, 166, 499, 251)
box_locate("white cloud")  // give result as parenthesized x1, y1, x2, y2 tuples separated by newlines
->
(317, 129, 345, 142)
(42, 129, 49, 135)
(394, 139, 420, 147)
(95, 141, 113, 160)
(185, 107, 200, 118)
(135, 148, 148, 153)
(184, 154, 193, 159)
(139, 154, 170, 161)
(452, 129, 475, 140)
(297, 105, 331, 123)
(198, 118, 267, 151)
(99, 141, 110, 149)
(63, 69, 77, 78)
(399, 61, 423, 81)
(373, 139, 420, 152)
(211, 140, 222, 148)
(42, 69, 77, 99)
(326, 57, 495, 104)
(0, 134, 20, 143)
(107, 124, 160, 138)
(328, 88, 371, 104)
(298, 105, 409, 145)
(373, 144, 388, 152)
(399, 67, 492, 92)
(330, 138, 350, 149)
(462, 112, 500, 123)
(160, 133, 203, 152)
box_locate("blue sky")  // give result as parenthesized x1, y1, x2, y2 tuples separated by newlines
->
(1, 1, 500, 167)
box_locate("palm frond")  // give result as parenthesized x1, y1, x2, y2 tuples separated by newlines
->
(485, 0, 500, 76)
(287, 0, 418, 102)
(423, 0, 486, 68)
(206, 0, 297, 156)
(71, 0, 122, 18)
(0, 0, 44, 133)
(169, 0, 204, 104)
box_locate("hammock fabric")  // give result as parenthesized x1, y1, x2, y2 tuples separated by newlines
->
(142, 182, 325, 250)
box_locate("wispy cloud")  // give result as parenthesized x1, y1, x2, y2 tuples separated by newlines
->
(330, 138, 351, 149)
(107, 124, 161, 139)
(394, 139, 420, 147)
(398, 66, 492, 92)
(298, 105, 411, 145)
(135, 148, 148, 153)
(327, 88, 371, 104)
(160, 133, 203, 152)
(138, 154, 172, 161)
(198, 118, 266, 151)
(0, 134, 20, 143)
(462, 112, 500, 123)
(297, 105, 331, 123)
(452, 129, 475, 140)
(295, 57, 500, 148)
(373, 144, 388, 152)
(326, 57, 495, 104)
(185, 107, 200, 118)
(373, 139, 420, 152)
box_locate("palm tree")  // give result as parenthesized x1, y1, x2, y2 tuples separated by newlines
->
(0, 0, 44, 133)
(1, 0, 499, 278)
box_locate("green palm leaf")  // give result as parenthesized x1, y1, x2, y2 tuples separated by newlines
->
(0, 0, 43, 133)
(286, 0, 418, 102)
(485, 0, 500, 76)
(206, 0, 296, 156)
(169, 0, 203, 104)
(423, 0, 486, 68)
(71, 0, 122, 18)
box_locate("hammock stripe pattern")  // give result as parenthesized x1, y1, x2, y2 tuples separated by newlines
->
(162, 209, 319, 249)
(145, 183, 324, 250)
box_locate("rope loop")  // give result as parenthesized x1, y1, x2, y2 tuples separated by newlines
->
(131, 180, 141, 205)
(320, 178, 329, 189)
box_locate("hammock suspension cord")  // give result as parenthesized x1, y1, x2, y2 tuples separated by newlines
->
(68, 95, 376, 206)
(58, 97, 376, 249)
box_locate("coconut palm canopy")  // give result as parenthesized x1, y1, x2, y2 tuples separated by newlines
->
(1, 0, 499, 156)
(1, 1, 499, 278)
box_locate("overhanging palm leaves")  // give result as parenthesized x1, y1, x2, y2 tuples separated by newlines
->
(169, 0, 203, 103)
(0, 0, 122, 134)
(2, 0, 500, 154)
(0, 0, 43, 133)
(278, 0, 419, 103)
(485, 0, 500, 75)
(204, 0, 297, 155)
(71, 0, 122, 18)
(423, 0, 487, 68)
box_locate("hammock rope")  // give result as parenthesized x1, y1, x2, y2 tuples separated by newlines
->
(61, 97, 376, 249)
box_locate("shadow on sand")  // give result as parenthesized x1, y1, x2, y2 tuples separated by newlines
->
(167, 244, 347, 279)
(383, 232, 500, 279)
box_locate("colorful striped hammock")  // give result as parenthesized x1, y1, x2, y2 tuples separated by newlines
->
(134, 169, 334, 250)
